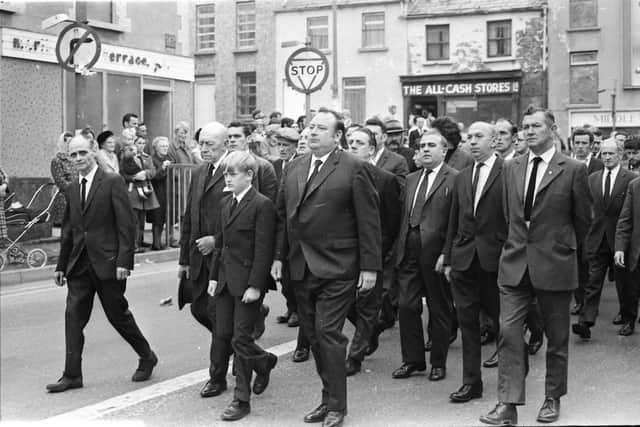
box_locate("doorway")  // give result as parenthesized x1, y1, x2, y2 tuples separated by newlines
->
(143, 90, 171, 144)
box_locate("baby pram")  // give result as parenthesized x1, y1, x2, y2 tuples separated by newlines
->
(0, 183, 59, 271)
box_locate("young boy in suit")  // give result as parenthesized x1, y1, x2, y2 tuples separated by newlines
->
(208, 150, 278, 421)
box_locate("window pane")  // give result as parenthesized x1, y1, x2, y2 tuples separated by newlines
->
(487, 20, 511, 57)
(307, 16, 328, 50)
(362, 12, 385, 48)
(570, 64, 598, 104)
(570, 51, 598, 63)
(197, 3, 215, 51)
(426, 25, 449, 60)
(570, 0, 598, 28)
(237, 73, 257, 117)
(343, 78, 366, 124)
(86, 1, 112, 23)
(237, 1, 256, 49)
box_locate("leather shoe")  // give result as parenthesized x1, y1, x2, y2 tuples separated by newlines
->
(221, 399, 250, 421)
(528, 335, 544, 355)
(479, 403, 517, 426)
(288, 312, 300, 327)
(424, 339, 432, 352)
(252, 304, 269, 340)
(482, 350, 499, 368)
(618, 322, 635, 336)
(292, 347, 310, 363)
(46, 375, 83, 393)
(612, 313, 624, 325)
(570, 302, 583, 315)
(392, 362, 426, 379)
(276, 310, 290, 324)
(571, 322, 591, 340)
(253, 353, 277, 395)
(365, 328, 380, 356)
(536, 397, 560, 423)
(345, 357, 361, 376)
(132, 351, 157, 382)
(322, 410, 345, 427)
(480, 330, 495, 346)
(428, 366, 446, 381)
(449, 383, 482, 403)
(200, 379, 227, 397)
(303, 403, 328, 423)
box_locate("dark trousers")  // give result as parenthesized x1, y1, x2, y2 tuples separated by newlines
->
(573, 246, 589, 306)
(397, 228, 452, 368)
(497, 270, 572, 404)
(64, 252, 151, 378)
(133, 208, 146, 248)
(294, 269, 356, 412)
(213, 288, 270, 402)
(526, 298, 544, 340)
(450, 255, 500, 386)
(280, 267, 298, 314)
(347, 273, 383, 362)
(189, 267, 218, 380)
(582, 238, 637, 324)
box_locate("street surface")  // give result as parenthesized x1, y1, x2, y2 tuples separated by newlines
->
(1, 260, 639, 426)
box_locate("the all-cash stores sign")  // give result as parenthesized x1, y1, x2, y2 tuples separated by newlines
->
(0, 28, 194, 82)
(403, 81, 520, 96)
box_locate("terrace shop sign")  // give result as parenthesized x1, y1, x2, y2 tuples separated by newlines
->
(402, 81, 519, 96)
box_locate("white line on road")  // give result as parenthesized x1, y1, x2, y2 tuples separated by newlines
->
(44, 339, 298, 423)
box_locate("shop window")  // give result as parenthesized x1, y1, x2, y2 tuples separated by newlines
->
(362, 12, 385, 49)
(86, 1, 113, 23)
(487, 20, 512, 58)
(237, 72, 256, 118)
(196, 4, 216, 52)
(343, 77, 366, 125)
(570, 0, 598, 28)
(570, 51, 599, 104)
(426, 25, 449, 60)
(236, 1, 256, 49)
(307, 16, 328, 50)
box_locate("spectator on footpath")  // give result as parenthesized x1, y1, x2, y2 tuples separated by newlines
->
(123, 113, 139, 130)
(168, 121, 201, 165)
(623, 137, 640, 172)
(281, 117, 294, 128)
(96, 131, 119, 174)
(261, 124, 281, 161)
(81, 127, 95, 144)
(149, 137, 173, 250)
(296, 115, 306, 132)
(120, 138, 159, 253)
(269, 111, 282, 125)
(51, 131, 77, 226)
(408, 117, 425, 151)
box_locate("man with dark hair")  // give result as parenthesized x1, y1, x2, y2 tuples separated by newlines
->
(590, 127, 603, 158)
(495, 118, 518, 161)
(269, 111, 282, 125)
(122, 113, 139, 129)
(623, 137, 640, 172)
(365, 117, 409, 186)
(480, 106, 591, 426)
(432, 116, 474, 172)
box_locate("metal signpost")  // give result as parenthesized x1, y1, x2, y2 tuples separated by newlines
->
(55, 22, 101, 73)
(284, 46, 330, 125)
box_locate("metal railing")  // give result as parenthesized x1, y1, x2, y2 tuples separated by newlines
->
(165, 163, 196, 246)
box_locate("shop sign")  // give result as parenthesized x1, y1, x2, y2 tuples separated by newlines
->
(1, 28, 194, 82)
(402, 81, 519, 97)
(569, 110, 640, 128)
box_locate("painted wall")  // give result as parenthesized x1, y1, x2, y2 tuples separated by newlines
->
(275, 2, 406, 121)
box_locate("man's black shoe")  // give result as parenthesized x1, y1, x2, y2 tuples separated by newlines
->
(287, 312, 300, 327)
(322, 410, 345, 427)
(480, 330, 495, 346)
(132, 351, 157, 382)
(449, 383, 482, 403)
(570, 302, 583, 316)
(428, 366, 446, 381)
(392, 362, 426, 379)
(528, 335, 544, 354)
(276, 310, 290, 324)
(618, 322, 635, 336)
(253, 353, 277, 395)
(345, 358, 361, 376)
(221, 399, 250, 421)
(482, 350, 499, 368)
(303, 403, 328, 423)
(46, 375, 83, 393)
(536, 397, 560, 423)
(200, 379, 227, 397)
(293, 348, 310, 362)
(253, 304, 269, 340)
(571, 322, 591, 340)
(479, 403, 517, 426)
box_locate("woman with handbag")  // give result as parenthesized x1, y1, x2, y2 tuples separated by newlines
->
(120, 137, 159, 253)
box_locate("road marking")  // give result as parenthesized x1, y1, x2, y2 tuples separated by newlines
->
(44, 339, 298, 422)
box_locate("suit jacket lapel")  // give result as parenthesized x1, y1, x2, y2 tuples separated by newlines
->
(83, 168, 104, 214)
(295, 153, 312, 209)
(515, 154, 528, 204)
(226, 188, 255, 226)
(536, 152, 565, 196)
(424, 166, 448, 205)
(376, 149, 389, 169)
(607, 169, 628, 210)
(302, 150, 339, 203)
(205, 163, 224, 193)
(478, 157, 502, 202)
(405, 172, 420, 215)
(591, 170, 605, 209)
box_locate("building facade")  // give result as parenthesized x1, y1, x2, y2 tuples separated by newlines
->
(548, 0, 640, 137)
(0, 1, 194, 178)
(402, 0, 547, 129)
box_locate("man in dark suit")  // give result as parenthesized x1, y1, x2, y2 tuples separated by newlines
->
(573, 139, 637, 339)
(365, 117, 409, 187)
(480, 107, 591, 426)
(48, 136, 156, 393)
(345, 127, 401, 375)
(178, 121, 230, 398)
(392, 131, 458, 382)
(408, 117, 425, 151)
(444, 122, 507, 403)
(614, 176, 640, 334)
(272, 109, 381, 427)
(570, 127, 605, 315)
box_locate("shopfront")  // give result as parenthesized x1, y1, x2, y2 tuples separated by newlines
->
(400, 71, 523, 128)
(569, 110, 640, 137)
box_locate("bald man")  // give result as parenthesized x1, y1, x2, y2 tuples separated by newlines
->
(178, 122, 231, 398)
(444, 122, 506, 402)
(48, 136, 156, 393)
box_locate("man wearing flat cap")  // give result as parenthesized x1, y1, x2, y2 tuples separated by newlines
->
(385, 119, 418, 173)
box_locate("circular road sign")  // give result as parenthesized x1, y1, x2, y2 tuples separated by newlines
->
(55, 22, 101, 72)
(285, 47, 329, 94)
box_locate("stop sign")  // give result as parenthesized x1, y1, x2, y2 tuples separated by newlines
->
(285, 47, 330, 94)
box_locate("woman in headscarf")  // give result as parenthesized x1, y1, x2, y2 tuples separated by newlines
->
(50, 132, 77, 226)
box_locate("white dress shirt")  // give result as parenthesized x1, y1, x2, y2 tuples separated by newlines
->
(308, 151, 332, 181)
(473, 153, 498, 213)
(213, 150, 229, 172)
(411, 162, 444, 212)
(503, 149, 515, 161)
(233, 184, 252, 204)
(602, 164, 621, 197)
(372, 147, 385, 166)
(524, 146, 556, 206)
(79, 163, 99, 201)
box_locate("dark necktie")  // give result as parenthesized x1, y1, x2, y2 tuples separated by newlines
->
(81, 177, 87, 210)
(524, 156, 542, 221)
(230, 197, 238, 214)
(205, 163, 215, 188)
(303, 159, 323, 199)
(603, 170, 612, 207)
(472, 162, 484, 207)
(409, 169, 432, 227)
